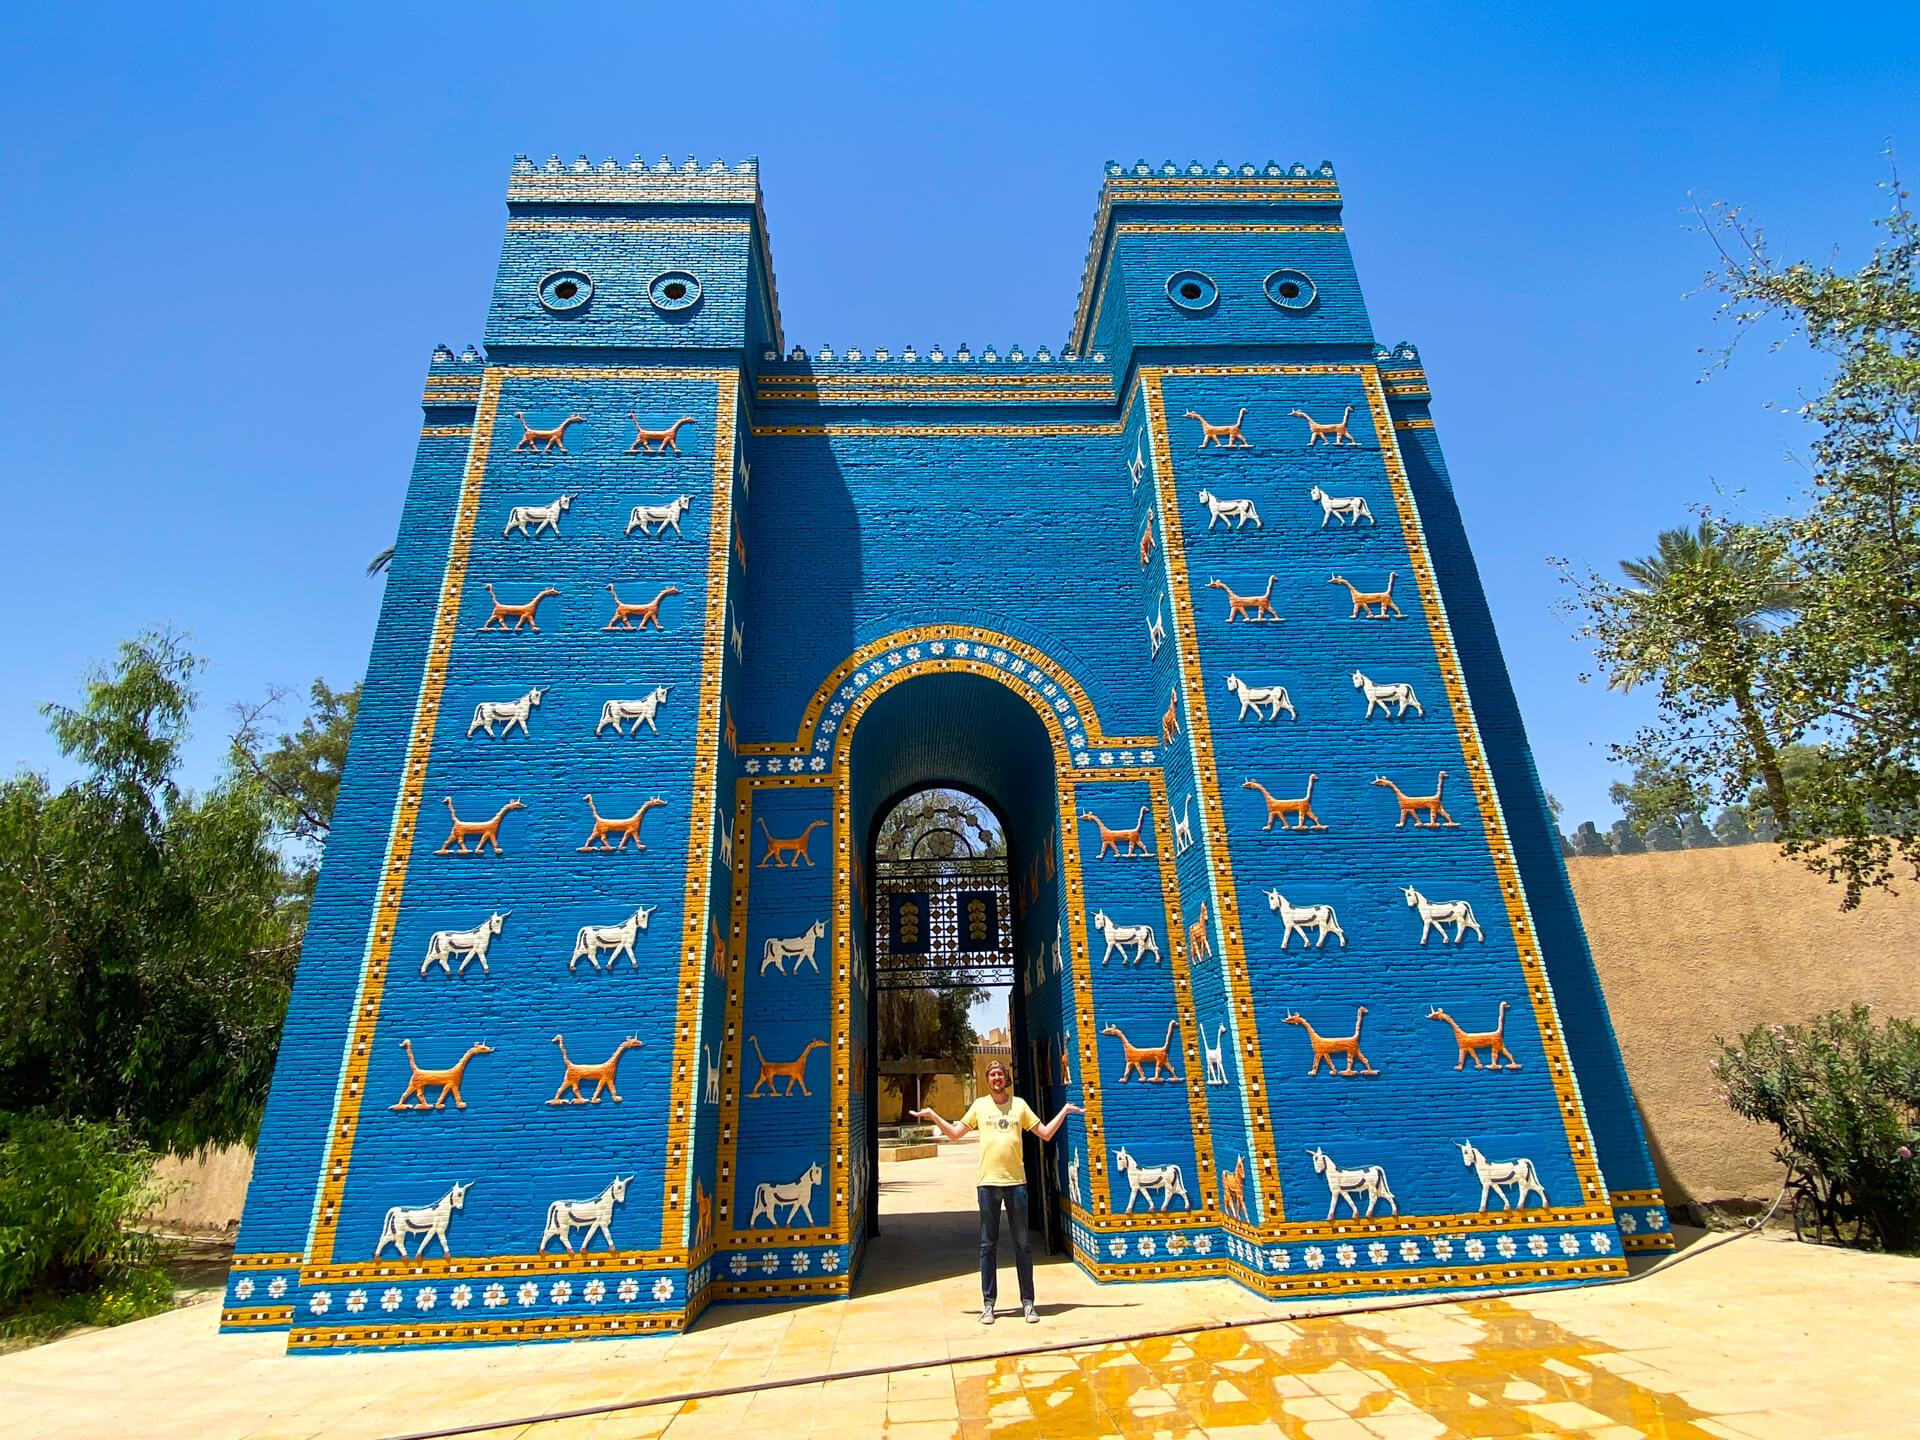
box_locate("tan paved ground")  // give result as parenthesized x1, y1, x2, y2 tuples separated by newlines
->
(6, 1145, 1916, 1439)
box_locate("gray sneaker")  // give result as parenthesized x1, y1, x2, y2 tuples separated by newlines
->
(1023, 1303, 1039, 1324)
(980, 1304, 995, 1325)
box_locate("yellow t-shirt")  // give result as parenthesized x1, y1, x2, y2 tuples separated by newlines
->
(963, 1095, 1039, 1186)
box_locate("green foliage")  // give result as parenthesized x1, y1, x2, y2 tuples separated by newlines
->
(1608, 754, 1713, 835)
(0, 631, 296, 1155)
(1713, 1005, 1920, 1252)
(874, 788, 1004, 860)
(1562, 160, 1920, 905)
(232, 679, 360, 926)
(877, 987, 986, 1071)
(0, 1114, 174, 1336)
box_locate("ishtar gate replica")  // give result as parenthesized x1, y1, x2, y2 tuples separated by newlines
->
(224, 153, 1671, 1351)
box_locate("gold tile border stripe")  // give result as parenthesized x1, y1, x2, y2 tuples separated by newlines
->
(1142, 372, 1285, 1220)
(289, 1307, 690, 1349)
(1393, 418, 1435, 430)
(1609, 1188, 1667, 1207)
(505, 218, 752, 234)
(228, 1251, 305, 1270)
(760, 371, 1113, 391)
(419, 424, 472, 437)
(301, 1251, 686, 1285)
(749, 422, 1124, 438)
(754, 388, 1115, 406)
(660, 371, 740, 1254)
(1115, 222, 1345, 235)
(221, 1306, 295, 1327)
(304, 364, 738, 1279)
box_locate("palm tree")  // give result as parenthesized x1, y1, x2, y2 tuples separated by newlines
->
(366, 545, 394, 578)
(1612, 520, 1802, 824)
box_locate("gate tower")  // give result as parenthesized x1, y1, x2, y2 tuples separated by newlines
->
(223, 153, 1670, 1352)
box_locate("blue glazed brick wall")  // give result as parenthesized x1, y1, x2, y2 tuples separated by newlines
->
(225, 156, 1667, 1353)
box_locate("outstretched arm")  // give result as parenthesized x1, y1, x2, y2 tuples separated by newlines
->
(909, 1107, 970, 1143)
(1032, 1102, 1083, 1142)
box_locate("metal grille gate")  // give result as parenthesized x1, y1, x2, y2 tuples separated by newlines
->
(871, 855, 1015, 990)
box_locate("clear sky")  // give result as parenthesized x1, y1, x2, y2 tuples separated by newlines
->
(1, 2, 1915, 832)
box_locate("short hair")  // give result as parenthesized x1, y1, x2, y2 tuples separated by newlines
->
(985, 1061, 1010, 1080)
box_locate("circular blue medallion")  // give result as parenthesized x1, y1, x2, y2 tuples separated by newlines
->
(1264, 268, 1317, 310)
(1165, 269, 1218, 312)
(537, 269, 593, 312)
(648, 270, 703, 312)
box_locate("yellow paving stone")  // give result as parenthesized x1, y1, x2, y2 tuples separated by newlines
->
(1502, 1380, 1549, 1401)
(1520, 1399, 1621, 1430)
(1356, 1413, 1448, 1440)
(1696, 1415, 1833, 1440)
(890, 1395, 964, 1423)
(1284, 1394, 1354, 1422)
(1300, 1419, 1378, 1439)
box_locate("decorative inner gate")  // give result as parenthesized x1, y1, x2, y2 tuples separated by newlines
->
(872, 852, 1015, 991)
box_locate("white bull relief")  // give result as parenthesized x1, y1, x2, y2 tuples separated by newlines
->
(595, 685, 673, 736)
(625, 495, 693, 537)
(374, 1180, 471, 1258)
(467, 687, 548, 738)
(1308, 1146, 1397, 1219)
(749, 1161, 824, 1227)
(1352, 672, 1423, 719)
(539, 1174, 631, 1251)
(421, 911, 510, 976)
(1401, 887, 1483, 945)
(761, 920, 827, 975)
(568, 905, 659, 971)
(1112, 1146, 1190, 1212)
(502, 493, 574, 538)
(1264, 890, 1346, 948)
(1457, 1141, 1548, 1211)
(1092, 909, 1162, 966)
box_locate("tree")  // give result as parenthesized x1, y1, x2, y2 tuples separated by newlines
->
(1570, 520, 1800, 826)
(231, 680, 360, 923)
(1565, 159, 1920, 905)
(1607, 754, 1711, 835)
(874, 789, 1003, 859)
(0, 632, 296, 1154)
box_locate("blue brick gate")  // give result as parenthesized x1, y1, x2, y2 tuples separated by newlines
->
(222, 154, 1670, 1353)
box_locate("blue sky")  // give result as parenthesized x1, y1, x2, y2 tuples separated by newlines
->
(1, 2, 1914, 833)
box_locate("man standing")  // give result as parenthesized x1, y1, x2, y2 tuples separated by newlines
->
(912, 1062, 1081, 1324)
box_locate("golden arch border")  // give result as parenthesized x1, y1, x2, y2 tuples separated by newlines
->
(741, 624, 1161, 761)
(720, 627, 1257, 1259)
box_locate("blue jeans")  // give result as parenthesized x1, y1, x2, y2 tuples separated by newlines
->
(977, 1184, 1034, 1308)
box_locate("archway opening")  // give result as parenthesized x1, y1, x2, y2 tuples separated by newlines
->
(845, 670, 1068, 1291)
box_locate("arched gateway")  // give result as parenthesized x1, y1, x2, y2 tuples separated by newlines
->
(224, 154, 1669, 1351)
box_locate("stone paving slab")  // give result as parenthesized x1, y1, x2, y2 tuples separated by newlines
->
(5, 1147, 1916, 1439)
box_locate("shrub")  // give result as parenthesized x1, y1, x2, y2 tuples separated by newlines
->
(1713, 1005, 1920, 1252)
(0, 1113, 175, 1336)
